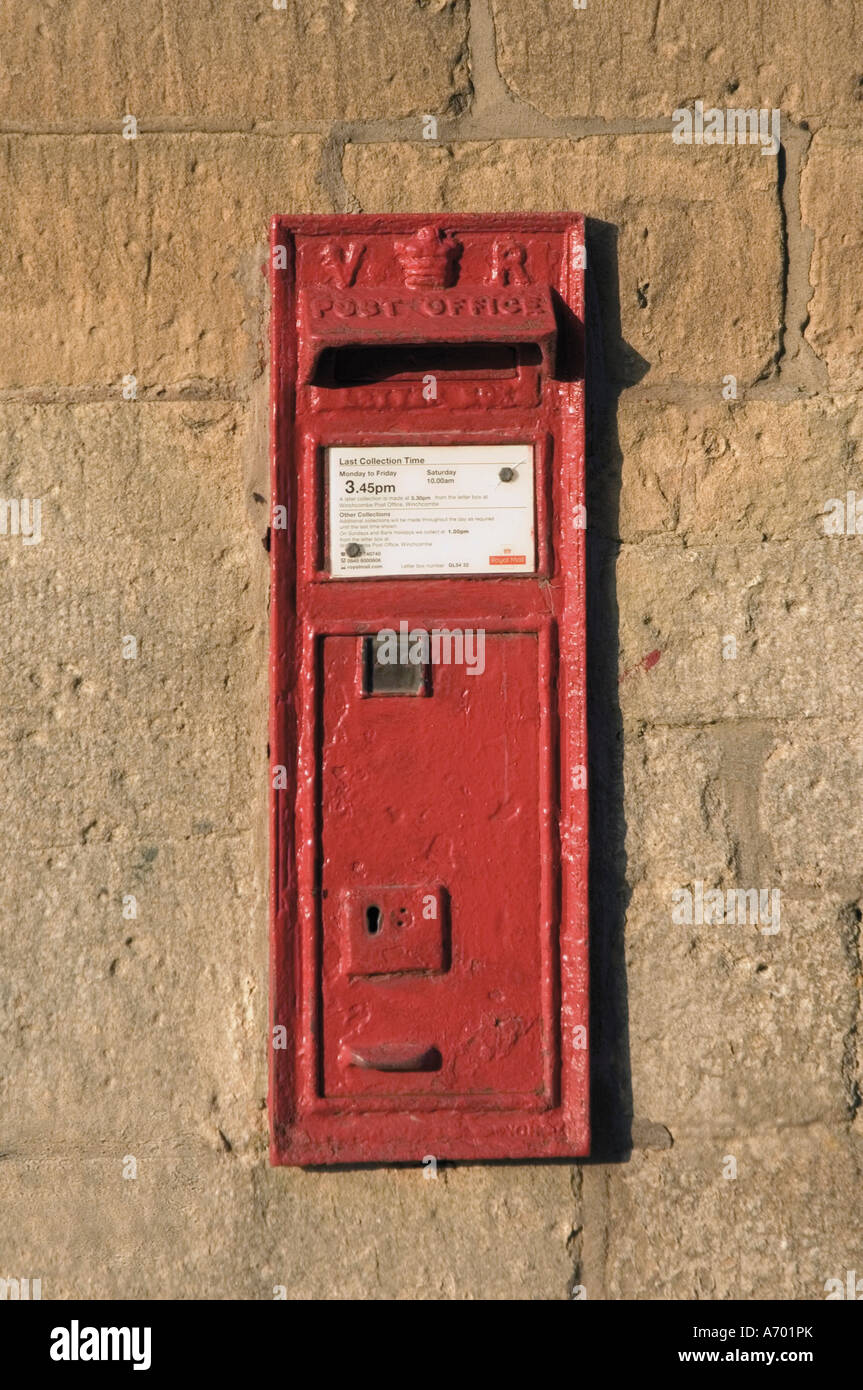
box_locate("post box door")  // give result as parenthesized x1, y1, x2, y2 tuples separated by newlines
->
(321, 632, 545, 1102)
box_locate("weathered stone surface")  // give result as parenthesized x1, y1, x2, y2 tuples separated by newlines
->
(615, 539, 863, 725)
(761, 723, 863, 894)
(0, 403, 268, 1152)
(0, 135, 328, 389)
(623, 727, 733, 887)
(588, 1127, 863, 1300)
(801, 131, 863, 389)
(344, 138, 782, 385)
(491, 0, 863, 126)
(0, 1155, 575, 1299)
(0, 401, 267, 816)
(623, 884, 856, 1134)
(592, 398, 861, 545)
(1, 840, 267, 1156)
(759, 728, 863, 1124)
(0, 1, 469, 123)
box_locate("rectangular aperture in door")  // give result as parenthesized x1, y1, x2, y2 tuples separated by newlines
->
(320, 632, 550, 1105)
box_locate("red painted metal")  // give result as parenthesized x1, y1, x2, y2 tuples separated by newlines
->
(269, 214, 589, 1163)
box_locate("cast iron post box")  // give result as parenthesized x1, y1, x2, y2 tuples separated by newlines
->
(269, 214, 588, 1163)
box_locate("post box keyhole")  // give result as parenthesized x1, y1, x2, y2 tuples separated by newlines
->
(366, 905, 382, 935)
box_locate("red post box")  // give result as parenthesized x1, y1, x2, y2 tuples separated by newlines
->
(269, 214, 588, 1163)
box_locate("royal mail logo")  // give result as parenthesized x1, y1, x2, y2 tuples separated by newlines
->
(489, 554, 526, 565)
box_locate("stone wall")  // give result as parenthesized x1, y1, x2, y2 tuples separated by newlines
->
(1, 0, 860, 1299)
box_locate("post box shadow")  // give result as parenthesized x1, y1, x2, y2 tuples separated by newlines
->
(295, 220, 647, 1176)
(585, 218, 648, 1164)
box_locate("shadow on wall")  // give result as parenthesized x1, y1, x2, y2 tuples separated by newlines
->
(585, 217, 649, 1164)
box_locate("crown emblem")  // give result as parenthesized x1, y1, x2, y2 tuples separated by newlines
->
(395, 224, 461, 289)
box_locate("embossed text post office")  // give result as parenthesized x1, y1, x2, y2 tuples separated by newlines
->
(269, 214, 588, 1163)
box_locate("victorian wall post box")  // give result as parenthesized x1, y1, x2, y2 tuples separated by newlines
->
(269, 213, 588, 1163)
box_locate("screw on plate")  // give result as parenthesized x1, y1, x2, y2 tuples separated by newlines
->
(498, 467, 516, 482)
(346, 542, 363, 557)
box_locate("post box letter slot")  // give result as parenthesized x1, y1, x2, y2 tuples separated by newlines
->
(313, 341, 541, 388)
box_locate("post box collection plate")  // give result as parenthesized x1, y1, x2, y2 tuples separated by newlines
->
(269, 214, 589, 1163)
(328, 444, 536, 577)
